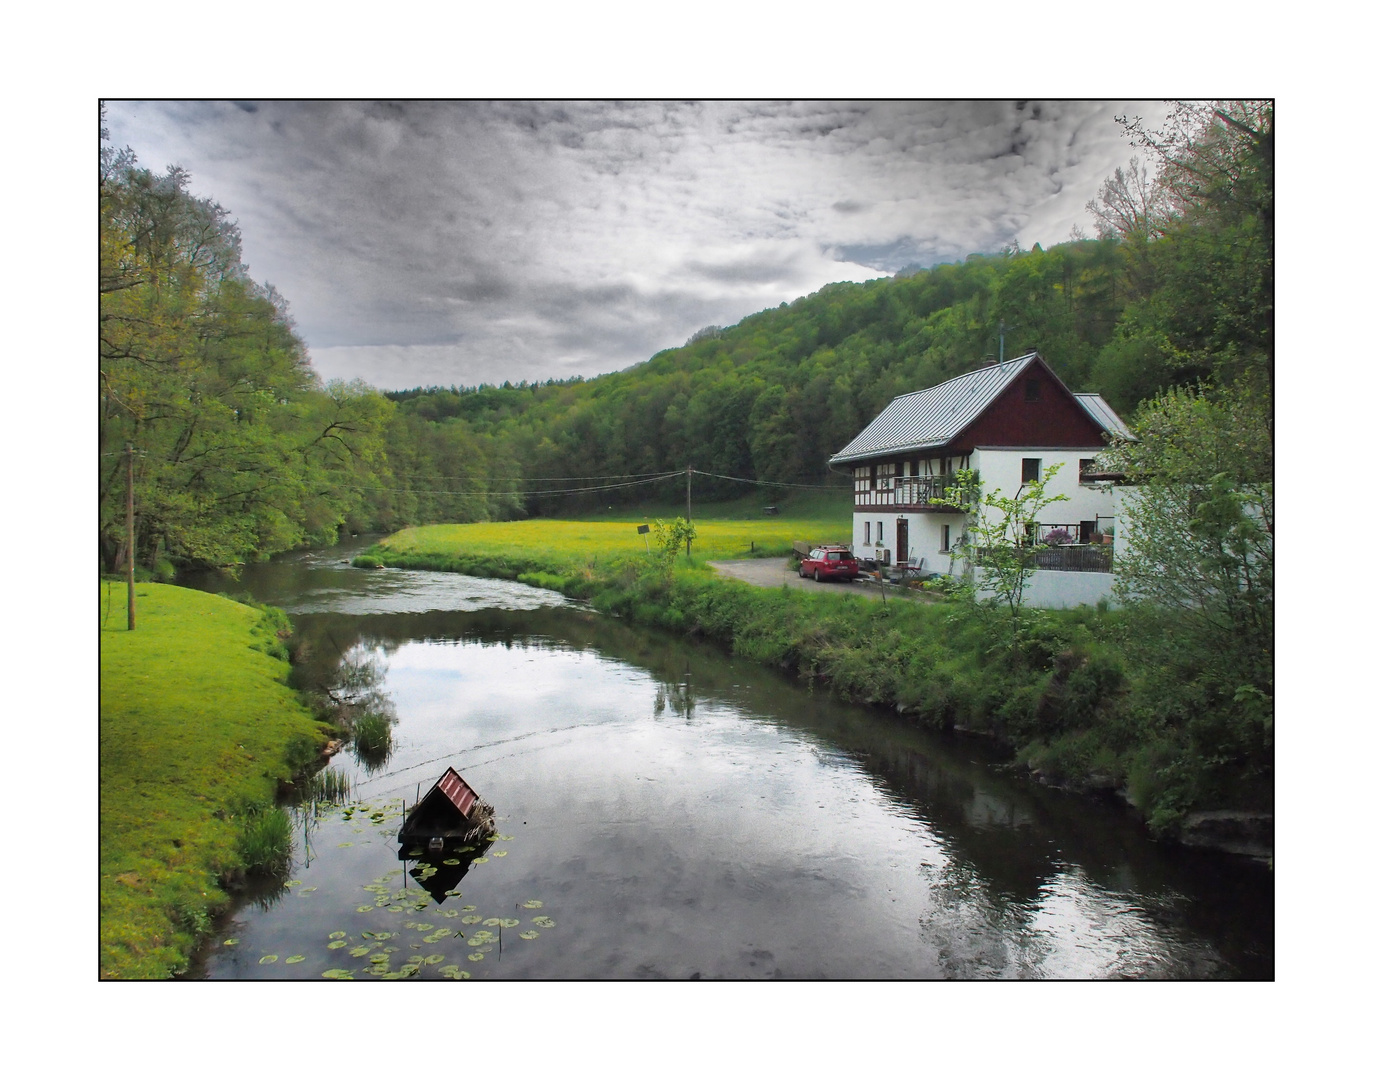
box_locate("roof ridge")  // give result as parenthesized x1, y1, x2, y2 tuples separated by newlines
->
(886, 354, 1034, 402)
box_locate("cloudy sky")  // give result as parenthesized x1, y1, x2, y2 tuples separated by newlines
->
(104, 99, 1172, 391)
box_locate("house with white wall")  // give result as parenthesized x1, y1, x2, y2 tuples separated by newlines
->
(828, 352, 1132, 608)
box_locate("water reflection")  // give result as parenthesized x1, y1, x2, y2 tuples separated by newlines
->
(185, 555, 1272, 979)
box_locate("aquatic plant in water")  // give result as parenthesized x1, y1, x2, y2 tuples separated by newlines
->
(237, 805, 294, 876)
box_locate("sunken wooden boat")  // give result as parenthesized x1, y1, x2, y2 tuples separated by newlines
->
(397, 767, 496, 855)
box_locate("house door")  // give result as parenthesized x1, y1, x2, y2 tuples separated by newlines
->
(896, 518, 908, 564)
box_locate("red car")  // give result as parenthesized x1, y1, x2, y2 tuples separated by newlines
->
(799, 546, 859, 582)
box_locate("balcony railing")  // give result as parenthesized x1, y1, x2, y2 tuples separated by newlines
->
(972, 540, 1113, 573)
(857, 475, 964, 509)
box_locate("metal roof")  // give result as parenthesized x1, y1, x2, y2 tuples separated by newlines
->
(829, 355, 1037, 464)
(434, 767, 479, 818)
(1073, 393, 1134, 441)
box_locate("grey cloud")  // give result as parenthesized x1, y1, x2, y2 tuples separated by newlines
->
(103, 99, 1172, 391)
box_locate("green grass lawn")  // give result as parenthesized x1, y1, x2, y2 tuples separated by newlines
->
(99, 582, 329, 978)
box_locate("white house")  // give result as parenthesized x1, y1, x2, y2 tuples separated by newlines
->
(828, 352, 1133, 608)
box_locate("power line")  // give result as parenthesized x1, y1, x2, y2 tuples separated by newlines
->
(187, 463, 690, 498)
(690, 468, 844, 491)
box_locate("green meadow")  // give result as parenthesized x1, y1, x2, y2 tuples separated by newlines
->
(99, 582, 330, 979)
(374, 490, 853, 572)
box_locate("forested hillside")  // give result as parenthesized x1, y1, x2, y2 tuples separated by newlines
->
(101, 101, 1271, 568)
(385, 102, 1271, 517)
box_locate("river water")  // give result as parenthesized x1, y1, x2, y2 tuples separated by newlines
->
(181, 542, 1272, 980)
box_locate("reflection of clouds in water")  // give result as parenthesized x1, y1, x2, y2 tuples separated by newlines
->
(282, 570, 572, 616)
(918, 862, 1227, 979)
(1024, 869, 1226, 978)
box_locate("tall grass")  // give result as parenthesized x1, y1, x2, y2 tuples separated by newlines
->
(351, 710, 393, 759)
(236, 804, 294, 876)
(300, 767, 351, 805)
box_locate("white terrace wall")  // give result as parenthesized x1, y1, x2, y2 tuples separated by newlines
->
(978, 568, 1117, 609)
(970, 447, 1117, 535)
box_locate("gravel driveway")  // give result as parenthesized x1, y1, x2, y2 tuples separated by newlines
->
(707, 557, 885, 598)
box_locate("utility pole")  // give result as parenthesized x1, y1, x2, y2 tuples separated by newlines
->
(686, 465, 693, 558)
(126, 441, 136, 631)
(998, 320, 1016, 365)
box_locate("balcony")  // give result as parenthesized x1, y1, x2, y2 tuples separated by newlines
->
(854, 475, 966, 512)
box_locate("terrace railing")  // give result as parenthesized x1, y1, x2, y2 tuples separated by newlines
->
(972, 541, 1114, 573)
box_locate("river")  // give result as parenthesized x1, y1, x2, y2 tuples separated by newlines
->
(180, 541, 1272, 979)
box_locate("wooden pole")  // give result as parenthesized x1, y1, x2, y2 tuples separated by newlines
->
(686, 465, 692, 558)
(126, 442, 136, 631)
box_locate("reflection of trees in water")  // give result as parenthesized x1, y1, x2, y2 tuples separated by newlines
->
(324, 643, 398, 773)
(653, 662, 694, 719)
(287, 604, 1262, 951)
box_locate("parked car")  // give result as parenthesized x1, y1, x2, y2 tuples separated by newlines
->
(799, 546, 859, 582)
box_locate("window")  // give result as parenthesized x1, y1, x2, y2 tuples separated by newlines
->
(1079, 458, 1096, 482)
(1021, 458, 1041, 483)
(1024, 379, 1040, 402)
(876, 521, 884, 544)
(941, 524, 951, 552)
(864, 521, 871, 545)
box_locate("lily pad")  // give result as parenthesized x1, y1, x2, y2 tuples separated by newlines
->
(519, 930, 539, 940)
(329, 931, 348, 939)
(471, 856, 488, 864)
(498, 918, 519, 928)
(349, 946, 372, 957)
(356, 905, 373, 913)
(322, 969, 353, 979)
(462, 915, 483, 925)
(424, 954, 444, 965)
(223, 938, 240, 946)
(285, 955, 306, 964)
(467, 952, 485, 962)
(492, 851, 508, 858)
(532, 916, 556, 928)
(259, 955, 278, 964)
(285, 879, 302, 888)
(522, 900, 544, 909)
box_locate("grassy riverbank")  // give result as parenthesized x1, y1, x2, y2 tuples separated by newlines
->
(363, 520, 1273, 842)
(99, 582, 330, 979)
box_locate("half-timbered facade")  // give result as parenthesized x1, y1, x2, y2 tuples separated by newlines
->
(829, 353, 1131, 581)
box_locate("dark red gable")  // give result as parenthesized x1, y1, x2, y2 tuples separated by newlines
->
(955, 356, 1108, 450)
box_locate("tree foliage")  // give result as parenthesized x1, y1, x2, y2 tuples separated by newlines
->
(939, 464, 1070, 648)
(100, 122, 394, 570)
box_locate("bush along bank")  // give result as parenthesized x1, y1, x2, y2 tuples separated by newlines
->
(99, 582, 333, 979)
(357, 542, 1272, 853)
